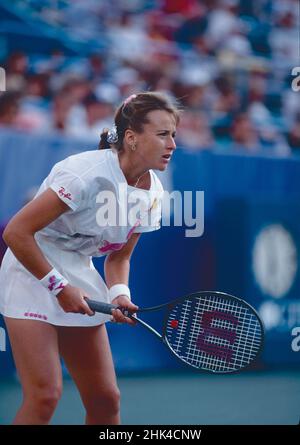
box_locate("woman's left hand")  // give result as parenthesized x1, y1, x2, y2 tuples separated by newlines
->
(111, 295, 139, 325)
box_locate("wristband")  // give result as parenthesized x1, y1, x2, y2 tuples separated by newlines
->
(109, 284, 131, 302)
(40, 268, 69, 297)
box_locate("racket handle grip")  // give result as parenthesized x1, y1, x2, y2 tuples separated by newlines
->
(86, 299, 118, 315)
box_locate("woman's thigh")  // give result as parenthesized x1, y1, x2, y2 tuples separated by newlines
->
(57, 324, 118, 401)
(4, 317, 62, 397)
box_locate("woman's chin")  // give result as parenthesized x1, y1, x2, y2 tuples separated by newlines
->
(157, 161, 169, 171)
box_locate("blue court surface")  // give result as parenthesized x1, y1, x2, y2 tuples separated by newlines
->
(0, 370, 299, 425)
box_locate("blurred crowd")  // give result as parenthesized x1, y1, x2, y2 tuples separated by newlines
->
(0, 0, 299, 156)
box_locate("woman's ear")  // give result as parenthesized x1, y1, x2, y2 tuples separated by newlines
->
(124, 129, 136, 147)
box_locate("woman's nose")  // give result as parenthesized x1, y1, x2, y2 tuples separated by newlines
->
(168, 137, 176, 150)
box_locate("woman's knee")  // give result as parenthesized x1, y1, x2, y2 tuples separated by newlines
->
(25, 381, 63, 421)
(85, 385, 121, 416)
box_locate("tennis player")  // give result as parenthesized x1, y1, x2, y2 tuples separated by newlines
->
(0, 92, 179, 425)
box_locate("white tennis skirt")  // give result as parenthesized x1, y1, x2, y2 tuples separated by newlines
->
(0, 235, 111, 327)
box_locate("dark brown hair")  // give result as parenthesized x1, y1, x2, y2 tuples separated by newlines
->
(99, 91, 180, 150)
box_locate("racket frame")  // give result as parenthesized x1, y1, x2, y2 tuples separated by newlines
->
(160, 291, 265, 374)
(87, 291, 265, 374)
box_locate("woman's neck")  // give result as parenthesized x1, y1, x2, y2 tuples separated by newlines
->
(117, 151, 149, 188)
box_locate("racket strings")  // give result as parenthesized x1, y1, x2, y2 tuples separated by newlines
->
(193, 299, 260, 372)
(165, 295, 263, 373)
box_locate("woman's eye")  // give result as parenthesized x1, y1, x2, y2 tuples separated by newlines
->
(158, 133, 175, 137)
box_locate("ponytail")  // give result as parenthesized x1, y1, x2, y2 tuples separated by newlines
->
(98, 129, 111, 150)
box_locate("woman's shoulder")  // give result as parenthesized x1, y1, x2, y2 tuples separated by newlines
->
(62, 149, 108, 170)
(53, 149, 112, 181)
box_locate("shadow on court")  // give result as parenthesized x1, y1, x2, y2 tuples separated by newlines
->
(0, 370, 299, 425)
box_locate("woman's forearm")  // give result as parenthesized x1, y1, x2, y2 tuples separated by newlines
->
(104, 255, 130, 288)
(104, 233, 141, 291)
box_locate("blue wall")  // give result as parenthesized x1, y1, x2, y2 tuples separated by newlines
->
(1, 129, 300, 374)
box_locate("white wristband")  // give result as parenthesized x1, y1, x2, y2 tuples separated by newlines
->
(40, 268, 69, 297)
(109, 284, 131, 302)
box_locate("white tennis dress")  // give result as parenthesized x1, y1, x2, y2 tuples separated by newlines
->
(0, 149, 163, 326)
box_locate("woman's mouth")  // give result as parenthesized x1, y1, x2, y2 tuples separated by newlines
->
(162, 154, 172, 162)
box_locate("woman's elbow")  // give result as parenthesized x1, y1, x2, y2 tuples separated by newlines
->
(2, 223, 29, 248)
(2, 224, 14, 247)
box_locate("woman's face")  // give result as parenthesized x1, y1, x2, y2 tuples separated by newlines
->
(132, 109, 177, 171)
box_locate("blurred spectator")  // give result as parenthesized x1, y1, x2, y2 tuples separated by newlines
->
(66, 93, 114, 141)
(229, 112, 261, 152)
(146, 11, 174, 43)
(270, 0, 299, 60)
(5, 52, 28, 92)
(61, 76, 92, 134)
(95, 83, 121, 105)
(0, 92, 20, 126)
(259, 125, 290, 156)
(174, 5, 208, 46)
(112, 67, 145, 98)
(245, 72, 277, 144)
(16, 74, 50, 132)
(219, 22, 252, 57)
(32, 49, 66, 77)
(206, 0, 241, 49)
(48, 91, 74, 132)
(283, 87, 300, 125)
(87, 53, 105, 82)
(177, 110, 215, 150)
(62, 77, 92, 104)
(212, 74, 240, 118)
(108, 12, 150, 62)
(245, 72, 290, 155)
(246, 72, 271, 121)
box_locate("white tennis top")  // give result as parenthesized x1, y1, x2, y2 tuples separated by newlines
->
(35, 149, 164, 257)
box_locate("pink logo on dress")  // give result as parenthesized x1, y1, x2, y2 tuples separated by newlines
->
(24, 312, 48, 321)
(99, 240, 125, 254)
(98, 220, 142, 254)
(58, 186, 72, 200)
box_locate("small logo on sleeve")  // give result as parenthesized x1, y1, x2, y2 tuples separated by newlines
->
(58, 186, 72, 200)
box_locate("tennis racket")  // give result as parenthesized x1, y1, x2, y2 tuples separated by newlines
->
(86, 291, 264, 374)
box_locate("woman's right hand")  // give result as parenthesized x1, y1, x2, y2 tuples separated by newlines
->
(56, 284, 95, 316)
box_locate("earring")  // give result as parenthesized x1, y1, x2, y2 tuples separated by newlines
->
(131, 142, 137, 151)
